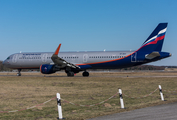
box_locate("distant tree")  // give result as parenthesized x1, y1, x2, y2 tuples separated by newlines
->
(0, 61, 12, 71)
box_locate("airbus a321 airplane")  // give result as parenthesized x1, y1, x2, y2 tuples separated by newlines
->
(3, 23, 171, 77)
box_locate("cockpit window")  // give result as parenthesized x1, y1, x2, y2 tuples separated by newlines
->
(7, 57, 10, 60)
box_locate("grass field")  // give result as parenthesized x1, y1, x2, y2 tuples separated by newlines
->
(0, 71, 177, 120)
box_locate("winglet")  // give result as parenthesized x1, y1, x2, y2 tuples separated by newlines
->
(54, 44, 61, 55)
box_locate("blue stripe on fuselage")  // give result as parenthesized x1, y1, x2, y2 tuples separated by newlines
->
(78, 55, 137, 69)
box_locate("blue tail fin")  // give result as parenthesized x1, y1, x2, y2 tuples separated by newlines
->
(138, 23, 168, 52)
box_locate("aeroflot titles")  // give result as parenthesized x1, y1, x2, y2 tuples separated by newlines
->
(20, 54, 42, 59)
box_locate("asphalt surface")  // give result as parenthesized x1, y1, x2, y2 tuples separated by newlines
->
(87, 102, 177, 120)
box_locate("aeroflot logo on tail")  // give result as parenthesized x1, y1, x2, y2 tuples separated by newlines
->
(142, 28, 167, 46)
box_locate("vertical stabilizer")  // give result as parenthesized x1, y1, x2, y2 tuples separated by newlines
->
(138, 23, 168, 52)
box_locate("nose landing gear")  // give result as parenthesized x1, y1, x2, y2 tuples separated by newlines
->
(17, 69, 21, 76)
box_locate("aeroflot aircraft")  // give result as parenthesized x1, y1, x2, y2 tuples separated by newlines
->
(3, 23, 171, 77)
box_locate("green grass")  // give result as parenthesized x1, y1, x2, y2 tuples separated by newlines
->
(0, 71, 177, 120)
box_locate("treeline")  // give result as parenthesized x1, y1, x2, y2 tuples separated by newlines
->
(0, 60, 175, 71)
(91, 65, 166, 71)
(0, 61, 11, 71)
(122, 65, 166, 70)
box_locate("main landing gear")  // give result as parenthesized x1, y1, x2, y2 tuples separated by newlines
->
(65, 70, 89, 77)
(67, 71, 75, 77)
(82, 71, 89, 77)
(17, 69, 21, 76)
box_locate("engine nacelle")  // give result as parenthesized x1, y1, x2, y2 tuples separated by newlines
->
(40, 64, 60, 74)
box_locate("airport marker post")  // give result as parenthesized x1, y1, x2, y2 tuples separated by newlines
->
(119, 89, 125, 109)
(56, 93, 64, 119)
(159, 85, 164, 101)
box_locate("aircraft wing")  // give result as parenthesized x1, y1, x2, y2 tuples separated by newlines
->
(145, 52, 160, 59)
(51, 44, 80, 69)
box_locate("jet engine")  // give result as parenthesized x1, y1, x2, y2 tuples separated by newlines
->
(40, 64, 60, 74)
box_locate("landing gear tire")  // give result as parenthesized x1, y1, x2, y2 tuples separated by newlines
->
(17, 73, 21, 76)
(67, 71, 74, 77)
(82, 71, 89, 77)
(17, 69, 21, 76)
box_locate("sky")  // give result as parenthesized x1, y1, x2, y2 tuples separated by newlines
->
(0, 0, 177, 66)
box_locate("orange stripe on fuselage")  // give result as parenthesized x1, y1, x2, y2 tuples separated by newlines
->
(76, 52, 134, 66)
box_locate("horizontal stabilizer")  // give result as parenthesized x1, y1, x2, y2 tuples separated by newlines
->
(145, 52, 160, 59)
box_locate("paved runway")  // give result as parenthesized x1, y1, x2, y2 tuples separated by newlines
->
(87, 102, 177, 120)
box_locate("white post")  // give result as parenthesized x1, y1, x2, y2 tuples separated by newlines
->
(119, 89, 125, 109)
(159, 85, 164, 101)
(56, 93, 63, 119)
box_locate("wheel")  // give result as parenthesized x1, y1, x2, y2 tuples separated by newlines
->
(67, 71, 74, 77)
(17, 69, 21, 76)
(17, 73, 21, 76)
(82, 71, 89, 77)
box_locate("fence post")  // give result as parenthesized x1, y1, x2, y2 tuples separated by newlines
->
(56, 93, 64, 119)
(119, 88, 125, 109)
(159, 85, 164, 101)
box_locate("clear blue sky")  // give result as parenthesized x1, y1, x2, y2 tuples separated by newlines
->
(0, 0, 176, 66)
